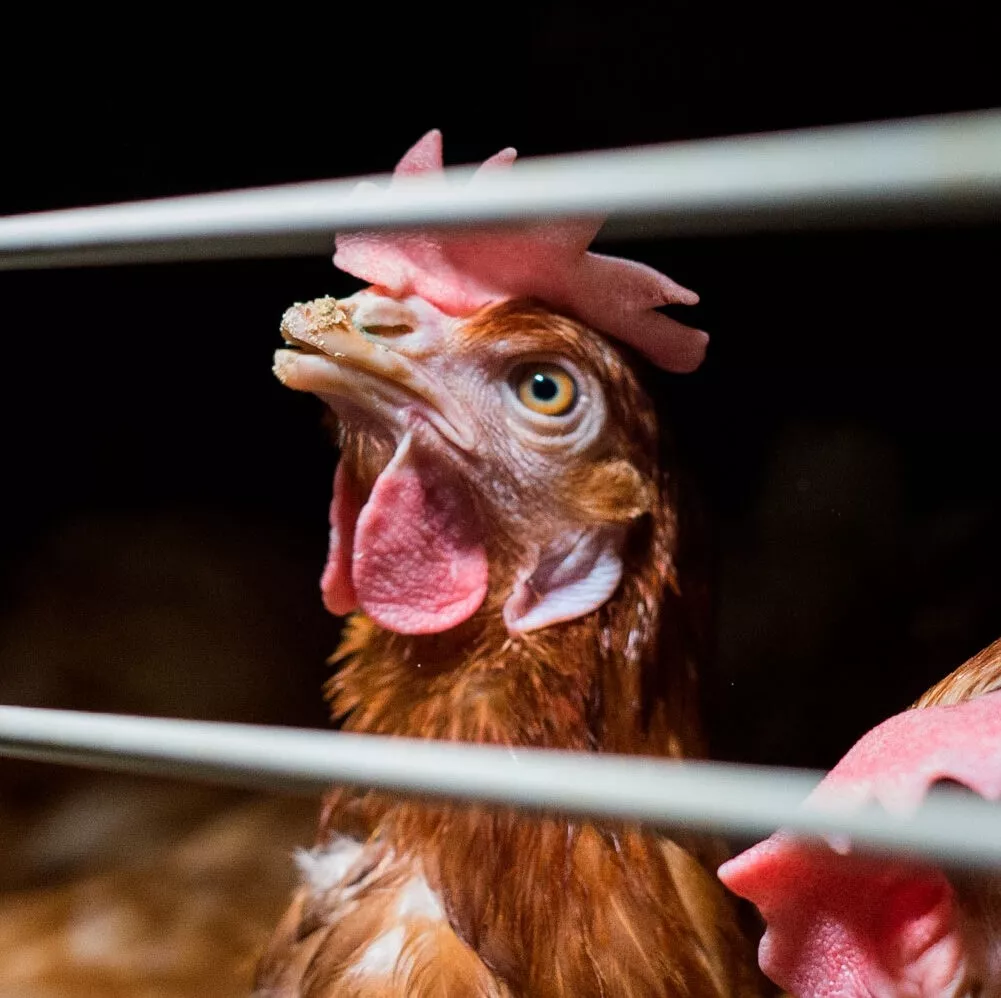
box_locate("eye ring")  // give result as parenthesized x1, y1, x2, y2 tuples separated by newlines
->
(512, 363, 578, 417)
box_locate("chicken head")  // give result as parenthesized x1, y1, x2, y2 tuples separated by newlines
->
(274, 291, 660, 638)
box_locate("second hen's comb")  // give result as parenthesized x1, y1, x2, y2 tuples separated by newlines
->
(334, 130, 708, 373)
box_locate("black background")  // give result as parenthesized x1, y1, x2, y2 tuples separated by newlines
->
(1, 3, 998, 771)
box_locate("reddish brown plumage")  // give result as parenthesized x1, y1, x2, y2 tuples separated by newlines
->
(914, 635, 1001, 708)
(257, 300, 766, 996)
(0, 791, 317, 998)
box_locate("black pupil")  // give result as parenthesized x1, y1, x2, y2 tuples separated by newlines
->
(531, 373, 559, 401)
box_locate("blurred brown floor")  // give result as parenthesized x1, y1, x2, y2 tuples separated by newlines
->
(0, 515, 328, 996)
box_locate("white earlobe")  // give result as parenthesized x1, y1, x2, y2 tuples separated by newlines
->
(502, 526, 626, 634)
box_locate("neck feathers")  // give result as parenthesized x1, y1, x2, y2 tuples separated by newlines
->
(326, 478, 705, 760)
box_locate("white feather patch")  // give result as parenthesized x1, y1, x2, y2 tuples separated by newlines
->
(353, 925, 407, 976)
(397, 875, 446, 921)
(346, 871, 447, 979)
(295, 836, 364, 893)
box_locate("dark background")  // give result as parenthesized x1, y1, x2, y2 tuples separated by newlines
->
(1, 4, 998, 779)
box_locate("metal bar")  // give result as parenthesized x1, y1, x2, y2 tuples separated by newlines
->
(1, 705, 1000, 868)
(1, 111, 999, 270)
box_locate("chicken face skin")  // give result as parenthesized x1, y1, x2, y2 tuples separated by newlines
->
(274, 292, 660, 637)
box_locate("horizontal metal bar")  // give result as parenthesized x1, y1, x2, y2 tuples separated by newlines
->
(1, 111, 999, 270)
(1, 705, 1000, 869)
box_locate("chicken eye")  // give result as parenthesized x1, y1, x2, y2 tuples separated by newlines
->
(513, 364, 578, 417)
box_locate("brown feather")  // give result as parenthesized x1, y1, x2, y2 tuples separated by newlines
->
(914, 635, 1001, 708)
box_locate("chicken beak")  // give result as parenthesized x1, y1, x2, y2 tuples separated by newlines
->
(273, 297, 475, 452)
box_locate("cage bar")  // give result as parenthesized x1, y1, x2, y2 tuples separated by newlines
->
(1, 705, 999, 868)
(0, 110, 998, 270)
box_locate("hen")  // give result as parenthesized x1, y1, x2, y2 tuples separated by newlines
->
(255, 133, 766, 997)
(720, 636, 1001, 997)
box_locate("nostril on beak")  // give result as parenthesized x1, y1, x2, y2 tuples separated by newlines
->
(359, 323, 415, 340)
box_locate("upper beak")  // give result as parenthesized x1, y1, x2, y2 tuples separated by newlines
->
(273, 297, 475, 451)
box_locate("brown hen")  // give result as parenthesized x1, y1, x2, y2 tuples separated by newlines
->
(257, 293, 766, 997)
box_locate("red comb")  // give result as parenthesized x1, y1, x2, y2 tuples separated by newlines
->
(334, 130, 708, 373)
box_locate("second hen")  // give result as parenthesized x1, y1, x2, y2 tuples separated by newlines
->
(721, 636, 1001, 996)
(256, 288, 764, 997)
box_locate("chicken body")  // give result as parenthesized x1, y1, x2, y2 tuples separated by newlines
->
(259, 295, 765, 997)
